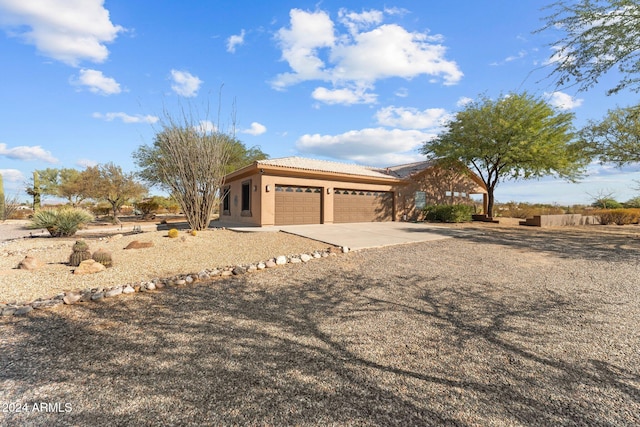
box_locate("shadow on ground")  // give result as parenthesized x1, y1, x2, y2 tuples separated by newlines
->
(403, 223, 640, 262)
(2, 240, 638, 426)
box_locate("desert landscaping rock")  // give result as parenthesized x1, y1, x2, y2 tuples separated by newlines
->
(90, 292, 104, 301)
(232, 266, 247, 275)
(63, 293, 82, 305)
(1, 307, 17, 316)
(124, 240, 154, 250)
(276, 255, 287, 265)
(300, 253, 312, 262)
(105, 287, 123, 298)
(265, 260, 277, 268)
(13, 305, 33, 315)
(122, 285, 135, 294)
(74, 259, 106, 275)
(17, 255, 44, 270)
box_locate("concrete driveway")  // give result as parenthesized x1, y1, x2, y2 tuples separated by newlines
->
(276, 222, 459, 251)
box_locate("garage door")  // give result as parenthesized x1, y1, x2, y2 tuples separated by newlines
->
(334, 189, 393, 223)
(275, 185, 322, 225)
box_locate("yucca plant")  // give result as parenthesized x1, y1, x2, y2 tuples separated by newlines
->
(29, 207, 94, 237)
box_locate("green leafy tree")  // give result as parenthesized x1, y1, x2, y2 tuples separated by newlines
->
(422, 92, 590, 217)
(539, 0, 640, 95)
(84, 163, 147, 223)
(580, 105, 640, 165)
(58, 168, 97, 206)
(225, 139, 268, 173)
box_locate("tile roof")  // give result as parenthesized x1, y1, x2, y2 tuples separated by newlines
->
(382, 160, 437, 178)
(256, 157, 397, 179)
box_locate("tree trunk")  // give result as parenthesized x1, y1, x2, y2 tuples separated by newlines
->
(110, 202, 120, 224)
(486, 190, 495, 218)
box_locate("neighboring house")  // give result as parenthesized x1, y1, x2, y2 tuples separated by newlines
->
(220, 156, 488, 226)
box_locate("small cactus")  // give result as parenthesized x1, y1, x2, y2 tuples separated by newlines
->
(92, 248, 113, 268)
(168, 228, 179, 238)
(69, 239, 91, 266)
(190, 230, 197, 236)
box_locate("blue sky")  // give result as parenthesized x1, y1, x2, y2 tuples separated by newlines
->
(0, 0, 638, 205)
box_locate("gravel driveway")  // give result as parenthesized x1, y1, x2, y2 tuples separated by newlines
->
(1, 226, 639, 426)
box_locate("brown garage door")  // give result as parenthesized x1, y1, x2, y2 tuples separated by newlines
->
(334, 189, 393, 223)
(274, 185, 322, 225)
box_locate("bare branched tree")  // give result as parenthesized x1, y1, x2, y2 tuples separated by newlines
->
(133, 102, 232, 230)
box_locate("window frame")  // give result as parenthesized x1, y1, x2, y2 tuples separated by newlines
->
(241, 180, 252, 216)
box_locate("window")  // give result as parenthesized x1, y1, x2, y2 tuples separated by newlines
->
(222, 186, 230, 215)
(415, 191, 426, 209)
(241, 180, 251, 216)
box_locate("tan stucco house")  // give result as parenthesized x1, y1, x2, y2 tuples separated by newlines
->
(220, 156, 488, 226)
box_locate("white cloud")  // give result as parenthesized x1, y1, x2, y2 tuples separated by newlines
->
(272, 8, 462, 104)
(544, 91, 583, 110)
(0, 168, 24, 182)
(72, 69, 121, 95)
(77, 158, 98, 168)
(456, 96, 473, 107)
(92, 112, 159, 124)
(296, 127, 433, 166)
(241, 122, 267, 136)
(394, 87, 409, 98)
(227, 29, 245, 53)
(170, 69, 202, 97)
(195, 120, 217, 134)
(312, 86, 377, 105)
(0, 143, 58, 163)
(273, 9, 335, 88)
(375, 106, 450, 129)
(338, 8, 384, 35)
(0, 0, 123, 66)
(491, 50, 527, 66)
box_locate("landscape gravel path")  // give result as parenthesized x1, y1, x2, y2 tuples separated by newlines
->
(1, 225, 639, 426)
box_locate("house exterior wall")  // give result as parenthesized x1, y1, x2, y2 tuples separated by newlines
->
(220, 162, 488, 226)
(221, 172, 263, 226)
(396, 167, 487, 221)
(222, 172, 398, 226)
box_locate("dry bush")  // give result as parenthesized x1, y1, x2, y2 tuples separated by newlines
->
(594, 208, 640, 225)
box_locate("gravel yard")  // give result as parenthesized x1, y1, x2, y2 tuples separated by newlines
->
(1, 225, 639, 426)
(0, 226, 329, 304)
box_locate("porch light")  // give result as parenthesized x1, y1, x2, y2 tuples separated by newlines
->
(327, 188, 332, 194)
(266, 185, 271, 192)
(253, 185, 258, 192)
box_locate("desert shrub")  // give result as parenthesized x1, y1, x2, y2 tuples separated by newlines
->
(190, 230, 197, 236)
(623, 197, 640, 208)
(424, 204, 474, 223)
(69, 240, 92, 266)
(91, 202, 112, 217)
(92, 248, 113, 268)
(168, 228, 179, 238)
(594, 208, 640, 225)
(135, 198, 161, 216)
(29, 207, 94, 237)
(496, 201, 566, 218)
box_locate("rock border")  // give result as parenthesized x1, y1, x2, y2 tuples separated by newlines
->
(0, 246, 349, 317)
